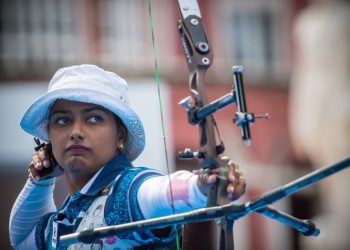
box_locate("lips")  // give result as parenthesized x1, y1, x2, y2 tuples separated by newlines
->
(66, 144, 90, 154)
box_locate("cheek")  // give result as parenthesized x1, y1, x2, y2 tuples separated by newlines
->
(47, 127, 67, 159)
(94, 128, 119, 154)
(47, 124, 60, 144)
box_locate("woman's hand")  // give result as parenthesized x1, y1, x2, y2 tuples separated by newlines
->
(194, 158, 246, 201)
(28, 147, 63, 181)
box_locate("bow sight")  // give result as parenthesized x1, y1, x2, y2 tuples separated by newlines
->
(178, 65, 271, 154)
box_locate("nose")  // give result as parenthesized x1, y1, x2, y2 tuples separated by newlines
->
(70, 119, 84, 141)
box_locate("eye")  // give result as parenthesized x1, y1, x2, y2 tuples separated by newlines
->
(87, 116, 103, 124)
(55, 117, 70, 125)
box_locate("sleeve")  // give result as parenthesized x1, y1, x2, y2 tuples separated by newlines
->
(137, 170, 207, 219)
(9, 178, 56, 249)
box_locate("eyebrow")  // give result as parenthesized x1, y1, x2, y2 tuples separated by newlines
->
(50, 107, 109, 116)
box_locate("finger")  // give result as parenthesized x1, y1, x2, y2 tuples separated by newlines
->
(32, 154, 44, 170)
(28, 161, 34, 172)
(226, 183, 235, 194)
(233, 169, 242, 185)
(192, 169, 205, 175)
(206, 174, 217, 184)
(227, 163, 240, 185)
(226, 172, 241, 194)
(198, 172, 217, 184)
(29, 163, 41, 181)
(38, 148, 50, 168)
(231, 176, 246, 200)
(221, 156, 230, 161)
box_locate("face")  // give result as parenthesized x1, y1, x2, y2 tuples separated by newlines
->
(48, 100, 125, 178)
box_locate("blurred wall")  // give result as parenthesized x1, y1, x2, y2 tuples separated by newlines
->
(2, 0, 343, 250)
(289, 0, 350, 249)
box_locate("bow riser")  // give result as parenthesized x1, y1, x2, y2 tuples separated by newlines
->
(177, 2, 234, 249)
(178, 8, 230, 208)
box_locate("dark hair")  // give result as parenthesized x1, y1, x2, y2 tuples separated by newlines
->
(114, 114, 128, 143)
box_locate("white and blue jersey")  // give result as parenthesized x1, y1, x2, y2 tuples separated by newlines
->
(10, 155, 206, 249)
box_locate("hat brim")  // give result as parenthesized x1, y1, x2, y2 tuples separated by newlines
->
(20, 88, 145, 161)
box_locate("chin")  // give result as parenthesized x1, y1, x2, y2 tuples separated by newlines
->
(64, 157, 88, 171)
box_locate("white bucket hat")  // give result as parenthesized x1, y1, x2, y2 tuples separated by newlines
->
(20, 64, 145, 161)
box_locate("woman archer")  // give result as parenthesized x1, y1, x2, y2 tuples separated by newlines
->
(9, 64, 246, 249)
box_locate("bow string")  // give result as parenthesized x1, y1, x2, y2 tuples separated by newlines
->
(147, 0, 181, 249)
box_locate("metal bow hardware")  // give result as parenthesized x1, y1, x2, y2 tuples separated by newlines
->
(176, 0, 269, 248)
(60, 1, 350, 249)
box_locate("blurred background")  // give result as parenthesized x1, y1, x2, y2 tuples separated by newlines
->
(0, 0, 349, 249)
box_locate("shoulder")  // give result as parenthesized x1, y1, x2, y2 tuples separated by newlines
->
(105, 167, 162, 224)
(112, 167, 163, 190)
(109, 166, 163, 201)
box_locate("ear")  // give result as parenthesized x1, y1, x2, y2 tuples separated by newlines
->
(117, 125, 127, 143)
